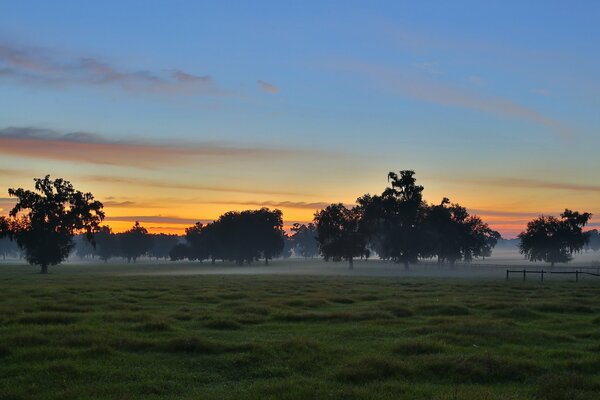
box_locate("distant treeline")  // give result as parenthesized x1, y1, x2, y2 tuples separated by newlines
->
(0, 172, 596, 273)
(67, 217, 320, 265)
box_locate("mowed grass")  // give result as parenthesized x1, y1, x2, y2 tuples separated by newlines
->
(1, 264, 600, 399)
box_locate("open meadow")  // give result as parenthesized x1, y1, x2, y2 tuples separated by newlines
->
(1, 260, 600, 399)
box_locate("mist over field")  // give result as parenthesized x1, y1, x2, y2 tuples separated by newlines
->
(2, 1, 600, 399)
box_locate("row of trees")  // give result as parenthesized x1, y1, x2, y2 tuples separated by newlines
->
(314, 171, 501, 268)
(72, 220, 321, 265)
(170, 209, 285, 265)
(72, 223, 177, 263)
(170, 213, 320, 264)
(0, 174, 594, 273)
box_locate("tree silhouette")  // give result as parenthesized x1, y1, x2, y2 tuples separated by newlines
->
(175, 208, 285, 265)
(0, 236, 20, 260)
(279, 234, 293, 259)
(118, 221, 153, 263)
(149, 233, 179, 260)
(0, 176, 104, 273)
(184, 222, 210, 262)
(200, 222, 223, 264)
(358, 171, 427, 269)
(252, 208, 285, 265)
(291, 223, 319, 258)
(519, 210, 591, 267)
(95, 226, 116, 262)
(169, 243, 190, 261)
(74, 234, 96, 260)
(586, 229, 600, 252)
(425, 199, 500, 265)
(314, 203, 367, 269)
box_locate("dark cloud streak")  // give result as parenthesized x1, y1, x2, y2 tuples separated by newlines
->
(0, 126, 316, 168)
(0, 41, 217, 95)
(85, 174, 307, 197)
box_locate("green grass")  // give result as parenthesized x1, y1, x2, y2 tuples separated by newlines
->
(1, 263, 600, 399)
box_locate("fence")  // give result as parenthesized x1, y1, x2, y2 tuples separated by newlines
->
(506, 269, 600, 282)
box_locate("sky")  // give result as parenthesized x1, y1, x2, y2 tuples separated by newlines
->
(0, 1, 599, 238)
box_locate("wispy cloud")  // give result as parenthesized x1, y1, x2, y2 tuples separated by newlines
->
(414, 61, 440, 75)
(462, 177, 600, 193)
(0, 40, 218, 95)
(468, 75, 484, 86)
(532, 88, 551, 96)
(0, 126, 312, 168)
(337, 60, 569, 136)
(105, 215, 203, 225)
(85, 175, 307, 197)
(257, 79, 280, 94)
(468, 209, 545, 219)
(102, 200, 139, 208)
(204, 200, 333, 210)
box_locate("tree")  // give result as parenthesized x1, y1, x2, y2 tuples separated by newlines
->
(291, 223, 319, 258)
(95, 226, 117, 262)
(0, 176, 104, 273)
(314, 203, 367, 269)
(185, 222, 210, 262)
(149, 233, 179, 260)
(0, 236, 20, 260)
(73, 234, 96, 260)
(358, 171, 427, 269)
(169, 243, 190, 261)
(425, 199, 500, 265)
(252, 208, 285, 265)
(586, 229, 600, 252)
(519, 210, 592, 267)
(118, 221, 153, 263)
(213, 211, 258, 265)
(176, 208, 285, 265)
(200, 222, 223, 264)
(279, 234, 293, 259)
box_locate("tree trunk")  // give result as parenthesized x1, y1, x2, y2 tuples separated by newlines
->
(265, 258, 269, 265)
(404, 260, 409, 270)
(211, 258, 216, 265)
(551, 261, 555, 268)
(40, 264, 48, 274)
(348, 257, 354, 269)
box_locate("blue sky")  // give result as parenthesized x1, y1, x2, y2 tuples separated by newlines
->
(1, 1, 599, 236)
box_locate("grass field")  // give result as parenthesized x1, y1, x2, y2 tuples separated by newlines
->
(1, 262, 600, 399)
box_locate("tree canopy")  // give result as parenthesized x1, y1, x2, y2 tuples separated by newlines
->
(174, 208, 285, 265)
(0, 176, 104, 273)
(316, 171, 500, 269)
(119, 221, 153, 263)
(291, 223, 319, 258)
(519, 210, 592, 267)
(314, 203, 368, 268)
(425, 199, 500, 265)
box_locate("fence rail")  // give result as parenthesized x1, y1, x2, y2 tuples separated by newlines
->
(506, 269, 600, 282)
